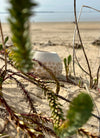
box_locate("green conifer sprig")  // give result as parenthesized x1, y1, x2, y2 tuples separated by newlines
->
(47, 92, 65, 129)
(8, 0, 37, 73)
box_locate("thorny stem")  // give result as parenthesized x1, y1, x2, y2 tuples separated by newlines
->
(5, 71, 61, 137)
(16, 113, 99, 138)
(1, 67, 100, 138)
(6, 69, 70, 102)
(0, 93, 14, 118)
(6, 70, 100, 122)
(0, 86, 100, 137)
(20, 114, 58, 138)
(0, 58, 100, 136)
(0, 55, 60, 94)
(0, 91, 44, 137)
(74, 0, 93, 88)
(20, 113, 52, 123)
(10, 76, 37, 113)
(0, 56, 78, 86)
(79, 128, 100, 138)
(0, 21, 7, 72)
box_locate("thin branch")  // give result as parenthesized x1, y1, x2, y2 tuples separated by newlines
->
(74, 1, 93, 87)
(55, 92, 100, 123)
(6, 69, 100, 121)
(97, 65, 100, 86)
(73, 5, 100, 77)
(21, 114, 58, 138)
(75, 56, 90, 76)
(82, 5, 100, 12)
(6, 70, 100, 123)
(20, 113, 52, 123)
(0, 55, 60, 95)
(0, 93, 43, 137)
(0, 94, 14, 118)
(0, 21, 7, 72)
(73, 5, 84, 76)
(73, 6, 83, 75)
(10, 76, 37, 114)
(79, 128, 100, 138)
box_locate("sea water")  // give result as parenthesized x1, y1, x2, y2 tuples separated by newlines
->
(0, 11, 100, 23)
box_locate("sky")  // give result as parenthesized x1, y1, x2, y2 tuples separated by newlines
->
(35, 0, 100, 12)
(0, 0, 100, 12)
(0, 0, 100, 22)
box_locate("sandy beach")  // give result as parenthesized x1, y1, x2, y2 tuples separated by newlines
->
(0, 22, 100, 137)
(2, 22, 100, 76)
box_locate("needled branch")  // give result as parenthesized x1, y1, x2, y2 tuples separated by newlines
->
(10, 76, 37, 113)
(8, 0, 37, 73)
(6, 69, 100, 122)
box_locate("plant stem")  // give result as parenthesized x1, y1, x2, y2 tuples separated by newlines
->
(97, 65, 100, 87)
(74, 0, 93, 88)
(5, 70, 100, 124)
(0, 21, 7, 72)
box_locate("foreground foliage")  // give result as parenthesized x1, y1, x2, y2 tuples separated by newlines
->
(0, 0, 98, 138)
(57, 93, 93, 137)
(8, 0, 37, 73)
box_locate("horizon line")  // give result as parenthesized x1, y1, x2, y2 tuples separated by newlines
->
(0, 10, 99, 14)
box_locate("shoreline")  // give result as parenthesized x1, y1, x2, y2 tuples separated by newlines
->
(1, 21, 100, 24)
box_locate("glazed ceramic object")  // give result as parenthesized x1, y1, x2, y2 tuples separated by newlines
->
(33, 51, 62, 78)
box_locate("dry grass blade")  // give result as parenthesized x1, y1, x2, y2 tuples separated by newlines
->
(0, 21, 7, 72)
(74, 1, 94, 87)
(73, 4, 100, 88)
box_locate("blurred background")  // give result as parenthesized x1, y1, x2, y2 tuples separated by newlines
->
(0, 0, 100, 22)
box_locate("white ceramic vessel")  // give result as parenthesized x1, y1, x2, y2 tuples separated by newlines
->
(33, 51, 62, 78)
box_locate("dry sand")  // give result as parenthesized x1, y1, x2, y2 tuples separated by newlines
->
(0, 22, 100, 137)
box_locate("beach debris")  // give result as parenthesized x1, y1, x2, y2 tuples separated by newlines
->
(47, 40, 57, 46)
(40, 40, 57, 46)
(92, 38, 100, 46)
(74, 43, 82, 49)
(32, 41, 79, 48)
(33, 51, 62, 78)
(33, 40, 57, 46)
